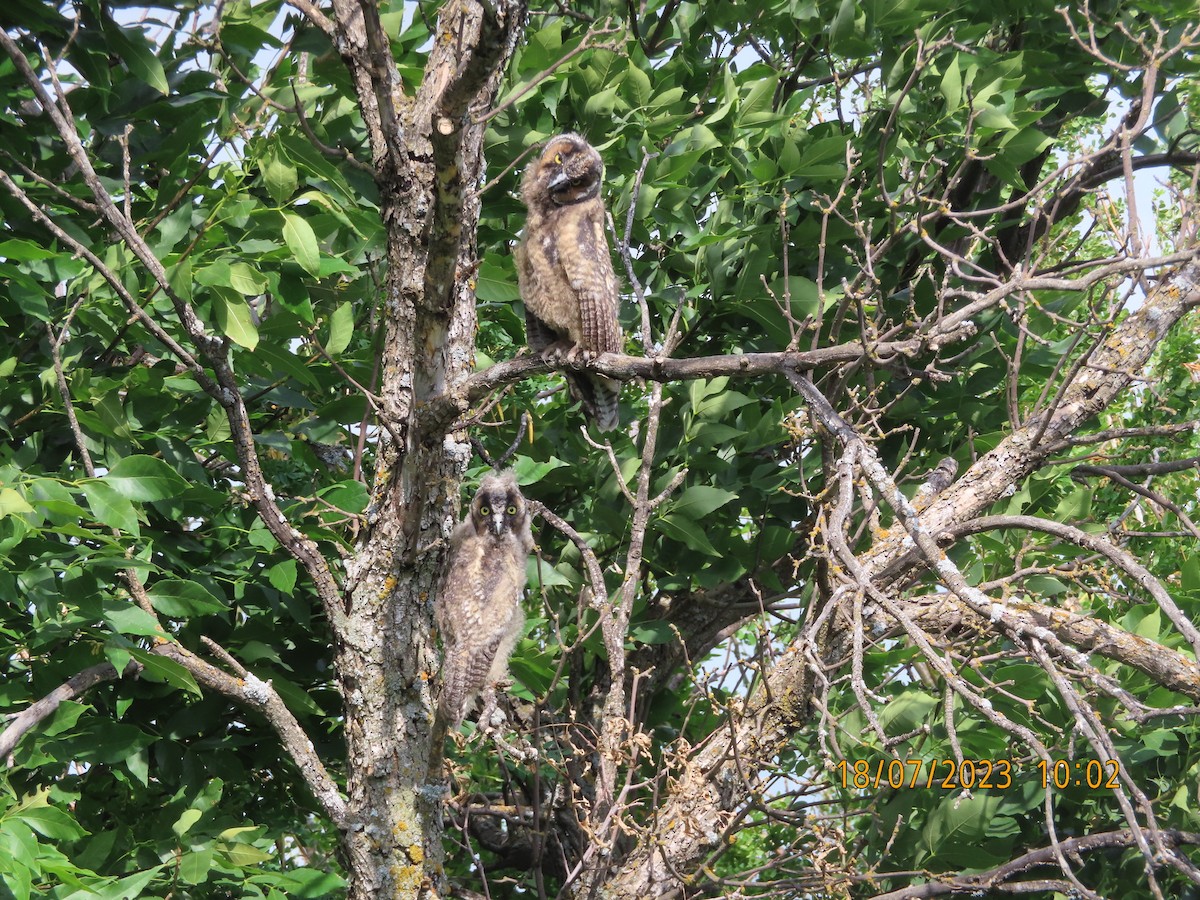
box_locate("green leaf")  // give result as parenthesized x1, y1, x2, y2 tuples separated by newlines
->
(102, 603, 165, 638)
(82, 482, 140, 535)
(475, 257, 521, 303)
(179, 848, 214, 884)
(657, 512, 720, 556)
(264, 151, 298, 204)
(940, 54, 962, 110)
(2, 818, 40, 871)
(0, 239, 57, 260)
(17, 804, 88, 841)
(267, 559, 298, 595)
(0, 487, 34, 517)
(126, 647, 202, 696)
(282, 868, 347, 898)
(216, 293, 260, 350)
(104, 867, 164, 900)
(624, 61, 652, 107)
(283, 213, 321, 277)
(101, 456, 190, 502)
(326, 302, 354, 355)
(630, 621, 676, 645)
(173, 808, 203, 837)
(228, 262, 269, 295)
(146, 578, 225, 616)
(671, 485, 739, 519)
(110, 25, 169, 94)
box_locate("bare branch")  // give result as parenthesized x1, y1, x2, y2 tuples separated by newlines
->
(870, 830, 1200, 899)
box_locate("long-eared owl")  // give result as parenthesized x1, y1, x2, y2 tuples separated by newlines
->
(516, 133, 623, 431)
(435, 469, 534, 728)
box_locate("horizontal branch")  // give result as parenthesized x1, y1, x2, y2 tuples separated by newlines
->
(1074, 454, 1200, 477)
(871, 829, 1200, 899)
(424, 322, 977, 427)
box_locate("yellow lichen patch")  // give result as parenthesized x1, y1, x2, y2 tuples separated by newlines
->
(392, 864, 421, 889)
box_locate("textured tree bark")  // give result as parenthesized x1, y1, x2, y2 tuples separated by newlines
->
(310, 1, 526, 896)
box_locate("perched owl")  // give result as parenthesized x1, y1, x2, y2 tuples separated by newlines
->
(435, 469, 533, 729)
(516, 132, 623, 431)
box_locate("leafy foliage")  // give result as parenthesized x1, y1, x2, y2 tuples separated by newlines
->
(1, 0, 1199, 897)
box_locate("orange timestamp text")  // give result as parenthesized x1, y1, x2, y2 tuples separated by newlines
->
(835, 758, 1123, 791)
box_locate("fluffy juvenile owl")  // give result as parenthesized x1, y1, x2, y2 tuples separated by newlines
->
(435, 469, 534, 729)
(516, 133, 623, 431)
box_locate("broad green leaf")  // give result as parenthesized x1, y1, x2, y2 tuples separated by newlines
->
(228, 262, 269, 295)
(179, 848, 214, 884)
(0, 487, 33, 517)
(267, 559, 298, 594)
(657, 512, 720, 556)
(17, 804, 88, 841)
(110, 25, 168, 94)
(326, 302, 354, 355)
(172, 808, 203, 837)
(101, 456, 190, 502)
(82, 482, 140, 535)
(145, 578, 225, 616)
(283, 212, 321, 277)
(0, 239, 57, 260)
(264, 151, 298, 204)
(216, 293, 260, 350)
(102, 603, 165, 638)
(0, 818, 38, 870)
(671, 485, 738, 519)
(283, 868, 347, 897)
(475, 257, 522, 303)
(940, 54, 962, 110)
(630, 621, 676, 645)
(126, 647, 202, 696)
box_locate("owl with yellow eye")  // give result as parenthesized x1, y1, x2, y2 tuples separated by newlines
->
(516, 133, 623, 431)
(434, 469, 533, 729)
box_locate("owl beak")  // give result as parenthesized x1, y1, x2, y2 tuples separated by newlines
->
(546, 170, 571, 192)
(488, 511, 505, 536)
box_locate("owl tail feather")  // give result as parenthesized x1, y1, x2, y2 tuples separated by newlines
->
(570, 373, 620, 432)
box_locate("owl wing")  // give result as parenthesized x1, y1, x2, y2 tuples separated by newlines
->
(559, 201, 621, 355)
(558, 203, 622, 430)
(439, 635, 505, 727)
(524, 305, 561, 356)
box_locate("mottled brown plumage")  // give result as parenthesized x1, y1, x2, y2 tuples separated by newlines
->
(516, 133, 623, 431)
(435, 470, 533, 729)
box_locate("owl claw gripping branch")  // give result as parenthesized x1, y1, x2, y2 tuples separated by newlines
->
(516, 133, 624, 431)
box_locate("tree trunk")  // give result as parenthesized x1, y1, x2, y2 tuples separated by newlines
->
(319, 1, 526, 895)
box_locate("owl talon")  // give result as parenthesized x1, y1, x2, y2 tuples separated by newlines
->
(540, 343, 572, 365)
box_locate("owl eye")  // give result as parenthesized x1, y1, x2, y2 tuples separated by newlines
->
(479, 505, 491, 516)
(553, 152, 563, 164)
(507, 505, 518, 515)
